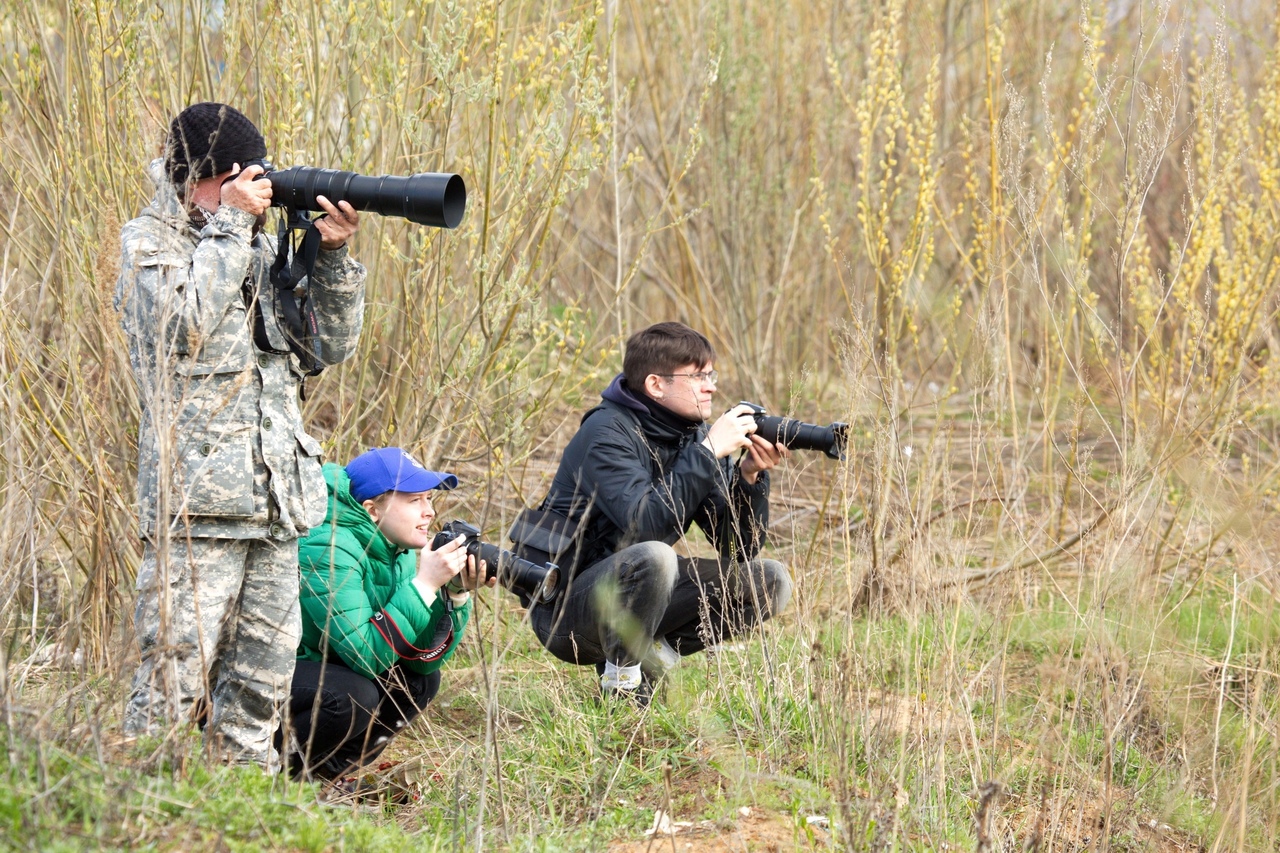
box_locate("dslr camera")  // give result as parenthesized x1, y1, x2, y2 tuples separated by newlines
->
(432, 520, 560, 603)
(738, 401, 848, 460)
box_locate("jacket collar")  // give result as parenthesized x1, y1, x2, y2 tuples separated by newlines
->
(141, 158, 198, 235)
(599, 373, 704, 444)
(600, 373, 648, 412)
(323, 464, 402, 562)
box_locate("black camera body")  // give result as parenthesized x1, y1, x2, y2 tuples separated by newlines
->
(738, 401, 848, 460)
(239, 159, 466, 228)
(431, 520, 560, 603)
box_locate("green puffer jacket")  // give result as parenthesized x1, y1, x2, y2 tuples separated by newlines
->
(296, 463, 470, 678)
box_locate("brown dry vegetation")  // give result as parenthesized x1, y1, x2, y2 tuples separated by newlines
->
(2, 0, 1280, 849)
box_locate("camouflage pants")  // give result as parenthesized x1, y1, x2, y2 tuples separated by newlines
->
(124, 535, 301, 768)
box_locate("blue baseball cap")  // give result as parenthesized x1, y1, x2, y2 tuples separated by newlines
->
(345, 447, 458, 503)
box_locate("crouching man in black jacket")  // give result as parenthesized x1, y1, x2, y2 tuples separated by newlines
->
(514, 322, 793, 703)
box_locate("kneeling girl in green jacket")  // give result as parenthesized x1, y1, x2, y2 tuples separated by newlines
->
(282, 447, 493, 780)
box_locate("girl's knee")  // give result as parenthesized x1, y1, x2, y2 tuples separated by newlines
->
(347, 680, 382, 714)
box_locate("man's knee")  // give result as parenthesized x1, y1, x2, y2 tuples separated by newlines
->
(615, 540, 679, 590)
(758, 559, 793, 618)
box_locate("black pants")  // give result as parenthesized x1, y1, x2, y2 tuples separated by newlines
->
(279, 659, 440, 780)
(530, 540, 792, 669)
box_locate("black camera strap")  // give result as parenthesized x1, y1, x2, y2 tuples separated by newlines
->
(254, 207, 325, 376)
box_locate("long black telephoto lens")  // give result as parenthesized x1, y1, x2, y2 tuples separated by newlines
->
(755, 415, 848, 460)
(738, 402, 848, 460)
(268, 166, 467, 228)
(432, 520, 559, 602)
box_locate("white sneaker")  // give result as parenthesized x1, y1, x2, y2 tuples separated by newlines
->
(642, 637, 680, 679)
(600, 661, 643, 691)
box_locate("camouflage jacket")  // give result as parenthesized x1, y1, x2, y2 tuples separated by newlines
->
(115, 159, 366, 540)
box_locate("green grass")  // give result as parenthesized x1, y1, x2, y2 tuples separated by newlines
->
(378, 586, 1273, 847)
(0, 736, 413, 852)
(4, 581, 1276, 848)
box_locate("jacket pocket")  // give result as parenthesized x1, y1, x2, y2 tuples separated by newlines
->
(295, 428, 327, 530)
(175, 303, 254, 377)
(171, 430, 255, 518)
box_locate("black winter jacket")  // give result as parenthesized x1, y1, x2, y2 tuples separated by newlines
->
(537, 375, 770, 583)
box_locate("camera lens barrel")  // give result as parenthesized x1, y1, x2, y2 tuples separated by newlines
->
(473, 542, 560, 604)
(752, 413, 849, 461)
(268, 166, 467, 228)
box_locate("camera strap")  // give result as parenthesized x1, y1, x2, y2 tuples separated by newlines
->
(370, 609, 455, 664)
(258, 207, 326, 377)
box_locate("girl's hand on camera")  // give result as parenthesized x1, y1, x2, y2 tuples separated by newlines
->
(418, 534, 467, 591)
(453, 555, 499, 592)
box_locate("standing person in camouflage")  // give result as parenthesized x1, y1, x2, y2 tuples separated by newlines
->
(115, 102, 366, 768)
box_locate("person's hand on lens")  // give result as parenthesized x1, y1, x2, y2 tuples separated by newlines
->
(739, 434, 789, 484)
(313, 195, 361, 250)
(453, 555, 498, 592)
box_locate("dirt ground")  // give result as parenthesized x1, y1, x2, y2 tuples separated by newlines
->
(603, 804, 1202, 852)
(607, 808, 831, 852)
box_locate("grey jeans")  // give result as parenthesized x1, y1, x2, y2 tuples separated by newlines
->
(530, 540, 793, 669)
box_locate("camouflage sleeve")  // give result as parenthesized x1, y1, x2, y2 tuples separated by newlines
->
(309, 246, 366, 366)
(155, 206, 258, 353)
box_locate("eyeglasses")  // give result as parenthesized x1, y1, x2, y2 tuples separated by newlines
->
(658, 370, 718, 384)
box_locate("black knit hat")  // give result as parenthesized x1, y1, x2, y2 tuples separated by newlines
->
(165, 102, 267, 188)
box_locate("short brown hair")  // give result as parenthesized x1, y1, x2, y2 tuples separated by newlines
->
(622, 322, 715, 391)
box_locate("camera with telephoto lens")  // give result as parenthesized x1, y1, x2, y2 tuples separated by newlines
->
(238, 159, 467, 228)
(738, 401, 848, 460)
(432, 520, 560, 603)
